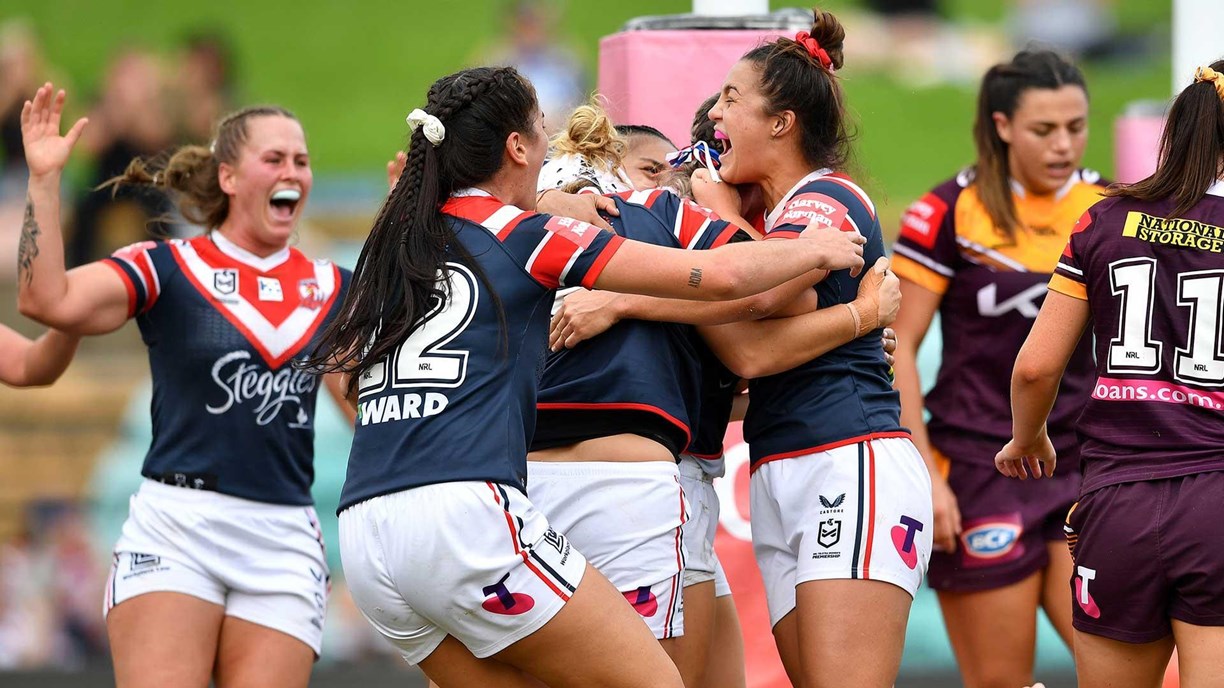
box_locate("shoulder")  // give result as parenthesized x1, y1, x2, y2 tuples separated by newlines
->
(803, 173, 877, 221)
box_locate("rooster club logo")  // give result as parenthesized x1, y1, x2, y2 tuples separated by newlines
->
(623, 586, 659, 618)
(298, 278, 325, 309)
(481, 573, 535, 616)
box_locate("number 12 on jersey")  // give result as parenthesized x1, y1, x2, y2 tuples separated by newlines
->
(359, 263, 479, 396)
(1108, 258, 1224, 386)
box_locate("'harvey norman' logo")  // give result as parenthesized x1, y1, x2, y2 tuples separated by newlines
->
(1122, 212, 1224, 253)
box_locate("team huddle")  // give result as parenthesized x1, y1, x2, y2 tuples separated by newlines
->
(5, 5, 1224, 688)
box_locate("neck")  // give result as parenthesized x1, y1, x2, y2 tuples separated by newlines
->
(760, 155, 825, 211)
(478, 169, 534, 209)
(215, 220, 285, 258)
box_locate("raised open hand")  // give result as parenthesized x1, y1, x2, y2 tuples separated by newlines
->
(21, 82, 88, 178)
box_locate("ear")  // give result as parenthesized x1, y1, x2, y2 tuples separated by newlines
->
(217, 162, 238, 196)
(772, 110, 798, 139)
(992, 112, 1014, 145)
(505, 130, 530, 167)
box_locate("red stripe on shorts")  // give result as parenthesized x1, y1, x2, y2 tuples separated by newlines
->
(485, 482, 571, 602)
(862, 441, 878, 579)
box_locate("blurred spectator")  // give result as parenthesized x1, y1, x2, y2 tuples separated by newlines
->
(172, 31, 237, 144)
(485, 0, 587, 132)
(0, 501, 106, 670)
(1007, 0, 1120, 58)
(68, 49, 176, 265)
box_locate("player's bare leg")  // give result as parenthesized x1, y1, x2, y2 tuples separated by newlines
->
(937, 571, 1042, 688)
(494, 563, 684, 688)
(213, 615, 313, 688)
(660, 580, 715, 688)
(1040, 539, 1076, 646)
(108, 592, 224, 688)
(701, 594, 746, 688)
(792, 579, 911, 688)
(419, 637, 544, 688)
(1074, 630, 1172, 688)
(1171, 621, 1224, 688)
(771, 609, 804, 686)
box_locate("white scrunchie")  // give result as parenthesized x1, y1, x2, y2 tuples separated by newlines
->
(406, 108, 446, 147)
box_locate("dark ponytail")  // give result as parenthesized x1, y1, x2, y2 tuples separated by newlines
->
(1107, 59, 1224, 217)
(307, 67, 538, 390)
(972, 50, 1086, 240)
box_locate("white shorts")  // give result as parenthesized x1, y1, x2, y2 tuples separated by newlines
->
(105, 480, 330, 654)
(750, 437, 933, 627)
(679, 455, 731, 598)
(527, 460, 687, 639)
(340, 481, 586, 665)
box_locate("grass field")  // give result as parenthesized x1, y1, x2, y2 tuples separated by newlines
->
(4, 0, 1174, 229)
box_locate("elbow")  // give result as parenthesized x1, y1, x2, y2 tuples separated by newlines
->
(1012, 357, 1059, 388)
(717, 347, 769, 380)
(703, 256, 748, 301)
(17, 295, 46, 323)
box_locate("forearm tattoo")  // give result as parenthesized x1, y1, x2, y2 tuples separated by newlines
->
(687, 267, 702, 288)
(18, 198, 41, 286)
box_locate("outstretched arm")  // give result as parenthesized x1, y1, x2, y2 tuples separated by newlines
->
(996, 291, 1090, 480)
(0, 324, 80, 387)
(16, 83, 130, 335)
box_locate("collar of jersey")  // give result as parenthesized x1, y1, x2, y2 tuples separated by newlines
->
(1208, 179, 1224, 198)
(453, 187, 494, 198)
(764, 167, 833, 232)
(209, 231, 291, 272)
(1010, 171, 1081, 203)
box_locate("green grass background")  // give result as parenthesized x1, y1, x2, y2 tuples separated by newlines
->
(4, 0, 1175, 230)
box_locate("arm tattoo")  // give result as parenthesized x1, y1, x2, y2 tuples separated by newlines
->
(18, 198, 41, 286)
(687, 267, 702, 289)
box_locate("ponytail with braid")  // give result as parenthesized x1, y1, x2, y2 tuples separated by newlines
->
(308, 67, 538, 390)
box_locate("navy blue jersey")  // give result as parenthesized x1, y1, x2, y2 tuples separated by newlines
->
(533, 189, 744, 456)
(340, 191, 626, 511)
(102, 233, 349, 505)
(686, 345, 738, 461)
(744, 171, 908, 468)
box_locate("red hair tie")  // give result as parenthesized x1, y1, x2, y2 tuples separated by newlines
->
(793, 31, 833, 71)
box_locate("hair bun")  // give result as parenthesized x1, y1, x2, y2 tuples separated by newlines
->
(809, 8, 846, 71)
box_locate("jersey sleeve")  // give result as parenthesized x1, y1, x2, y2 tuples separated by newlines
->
(1049, 209, 1093, 301)
(101, 240, 164, 318)
(891, 178, 962, 295)
(504, 214, 626, 290)
(642, 189, 742, 251)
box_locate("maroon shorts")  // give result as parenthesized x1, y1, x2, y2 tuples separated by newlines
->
(1066, 471, 1224, 643)
(927, 443, 1079, 592)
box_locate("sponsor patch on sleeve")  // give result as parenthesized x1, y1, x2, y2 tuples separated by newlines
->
(899, 192, 949, 250)
(543, 215, 601, 249)
(777, 192, 849, 231)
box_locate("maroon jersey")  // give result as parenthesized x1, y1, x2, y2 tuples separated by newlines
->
(1051, 182, 1224, 493)
(892, 168, 1106, 464)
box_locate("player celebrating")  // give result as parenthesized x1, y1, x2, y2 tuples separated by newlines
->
(704, 9, 933, 686)
(998, 61, 1224, 688)
(890, 50, 1105, 686)
(309, 66, 867, 687)
(17, 84, 350, 688)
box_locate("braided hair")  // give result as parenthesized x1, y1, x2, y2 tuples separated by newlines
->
(308, 67, 537, 389)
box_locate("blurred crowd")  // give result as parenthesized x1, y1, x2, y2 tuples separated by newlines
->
(0, 20, 236, 279)
(0, 0, 1142, 674)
